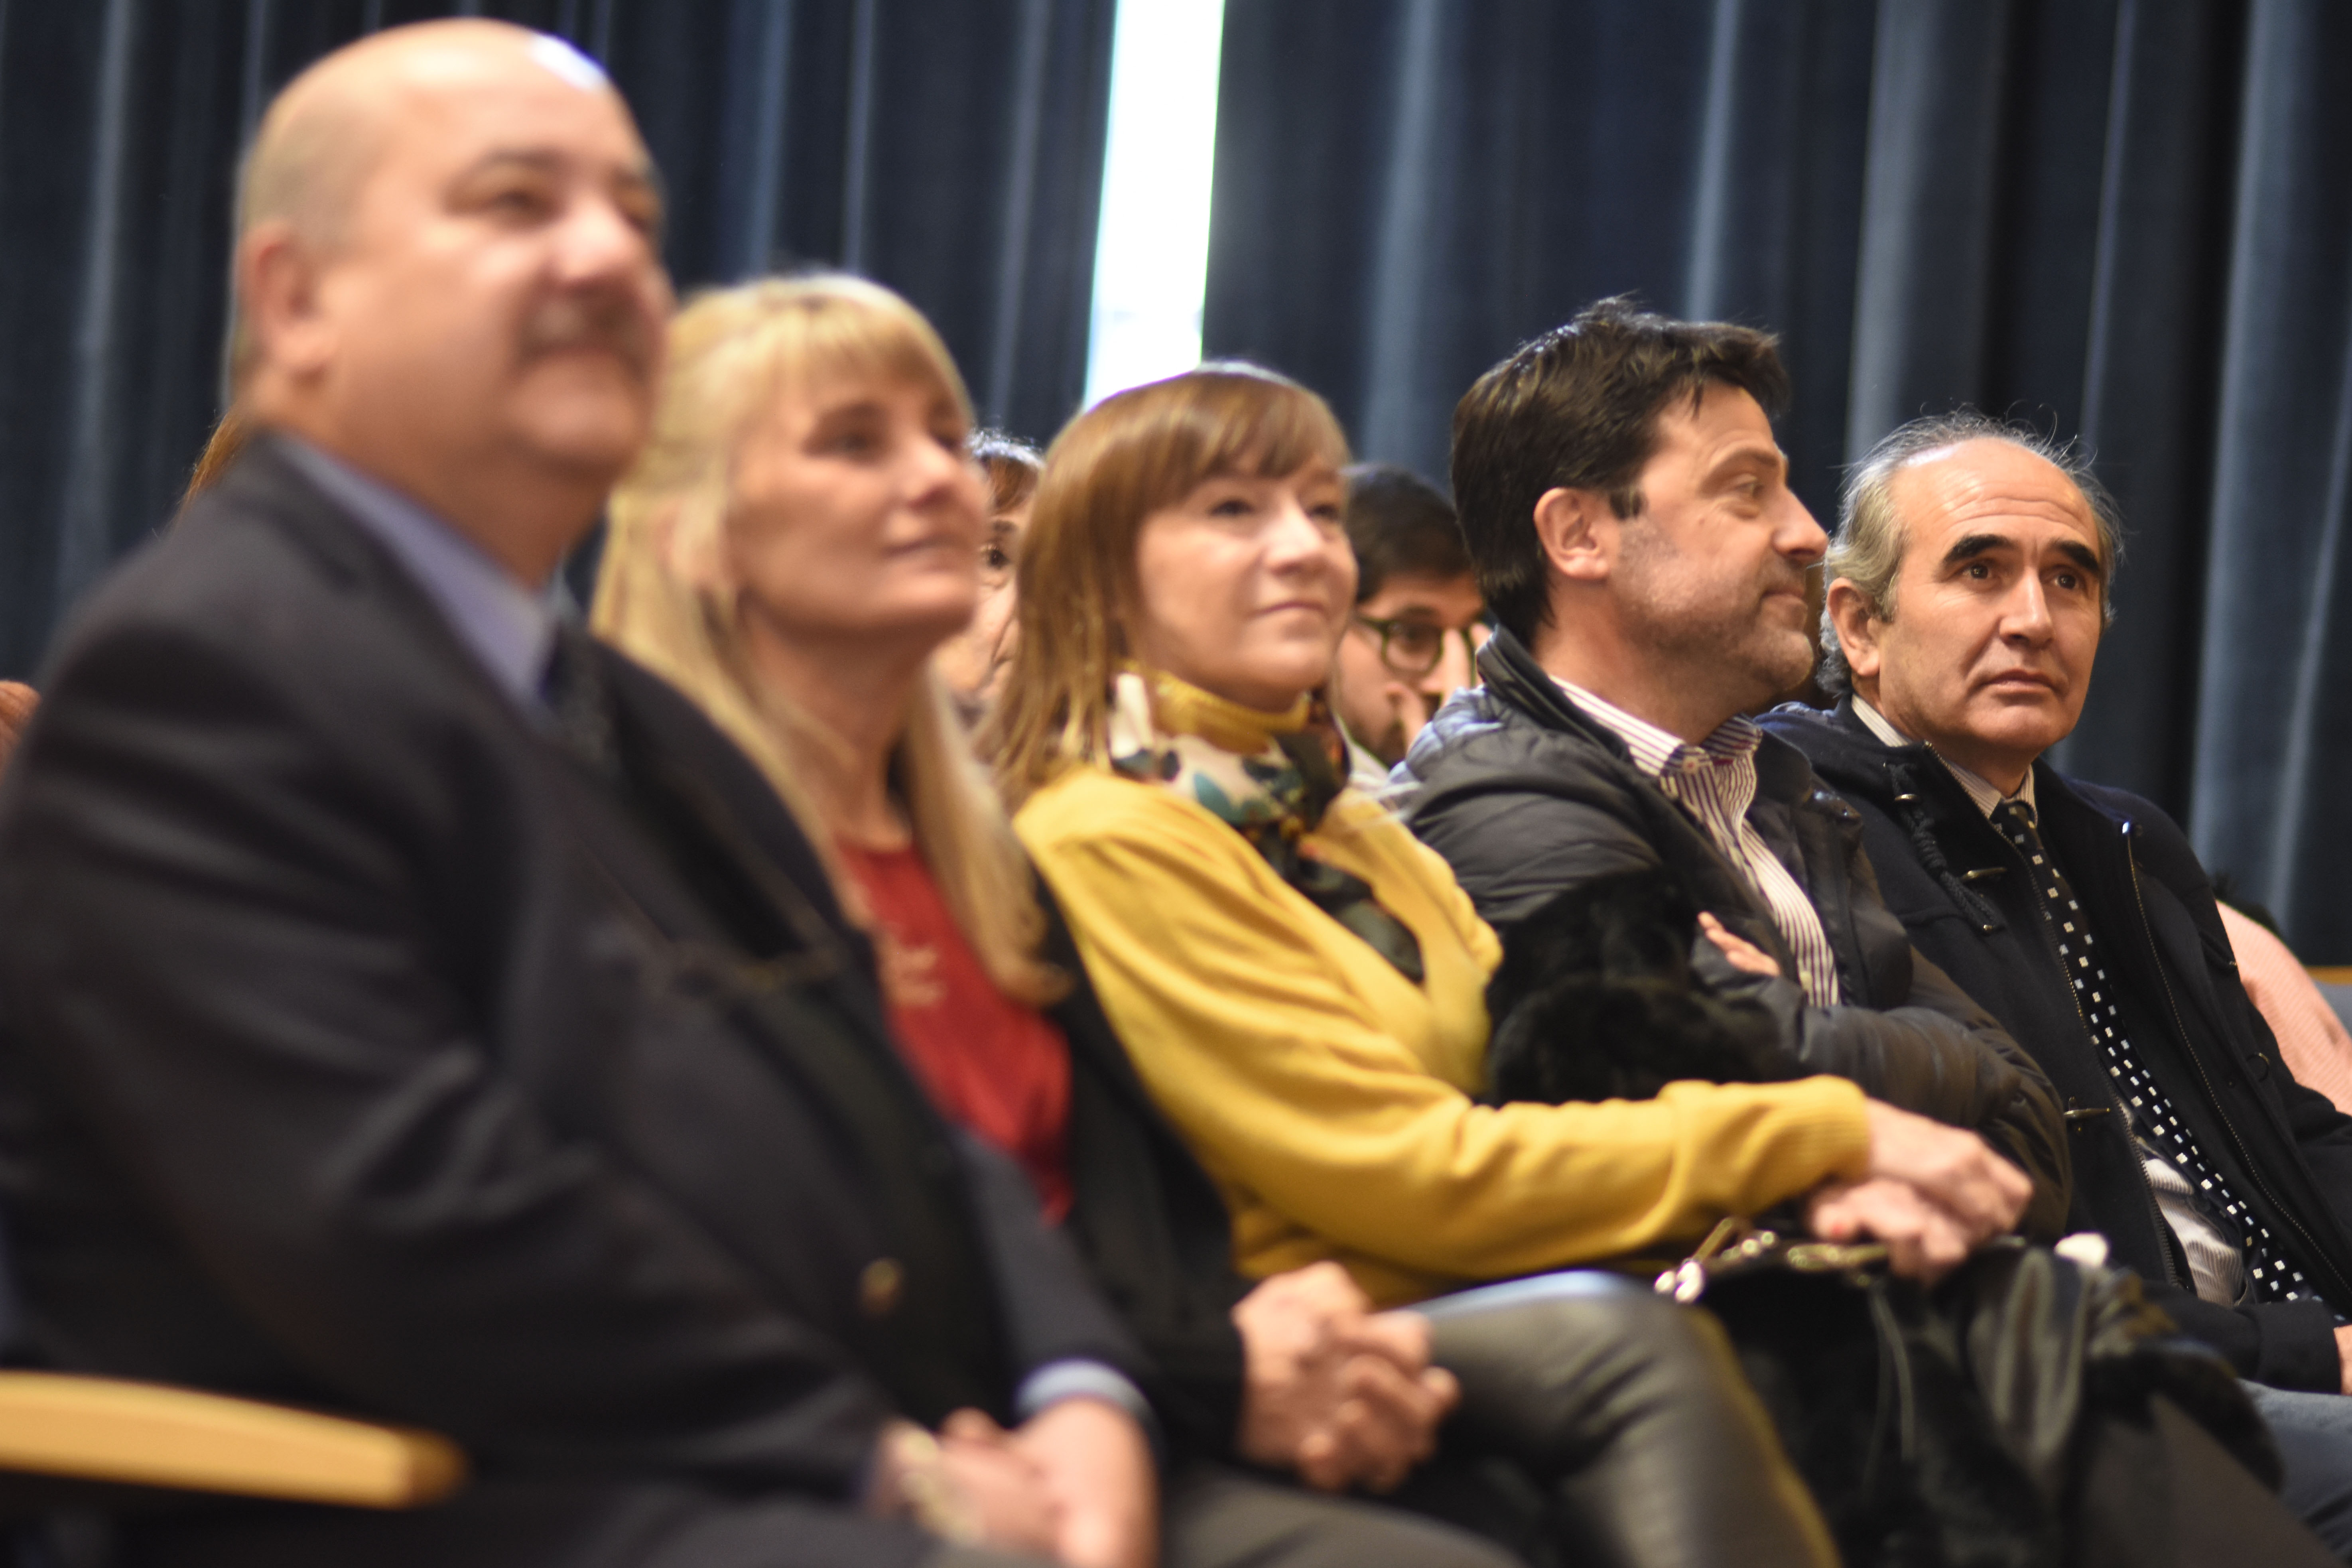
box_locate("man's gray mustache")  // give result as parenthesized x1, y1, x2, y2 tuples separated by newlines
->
(519, 297, 658, 378)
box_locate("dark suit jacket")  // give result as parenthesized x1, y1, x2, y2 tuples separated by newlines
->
(1048, 900, 1252, 1458)
(0, 439, 1139, 1564)
(686, 746, 1255, 1460)
(1767, 699, 2352, 1392)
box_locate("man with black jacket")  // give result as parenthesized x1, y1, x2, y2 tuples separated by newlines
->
(1394, 299, 2071, 1256)
(0, 22, 1509, 1567)
(1763, 410, 2352, 1553)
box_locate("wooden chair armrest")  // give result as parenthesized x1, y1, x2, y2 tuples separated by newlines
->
(0, 1371, 465, 1508)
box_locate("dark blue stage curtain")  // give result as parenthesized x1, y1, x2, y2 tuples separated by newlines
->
(1205, 0, 2352, 961)
(0, 0, 1113, 675)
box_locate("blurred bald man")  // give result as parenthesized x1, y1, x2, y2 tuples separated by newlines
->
(0, 24, 1514, 1568)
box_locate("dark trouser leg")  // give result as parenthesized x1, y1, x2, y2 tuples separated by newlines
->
(2239, 1381, 2352, 1562)
(2072, 1394, 2338, 1568)
(111, 1478, 948, 1568)
(108, 1466, 1523, 1568)
(1157, 1461, 1524, 1568)
(1414, 1272, 1836, 1568)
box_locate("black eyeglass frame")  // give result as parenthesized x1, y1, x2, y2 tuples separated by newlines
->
(1351, 612, 1484, 679)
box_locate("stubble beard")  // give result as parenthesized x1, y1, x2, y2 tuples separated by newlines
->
(1616, 536, 1816, 723)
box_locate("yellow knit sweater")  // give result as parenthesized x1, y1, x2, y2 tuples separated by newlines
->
(1016, 693, 1874, 1306)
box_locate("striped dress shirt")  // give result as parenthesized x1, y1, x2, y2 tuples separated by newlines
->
(1555, 681, 1843, 1007)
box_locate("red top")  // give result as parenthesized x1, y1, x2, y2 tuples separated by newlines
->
(837, 841, 1074, 1222)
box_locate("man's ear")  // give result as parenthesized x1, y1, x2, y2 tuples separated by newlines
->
(1824, 577, 1885, 686)
(236, 222, 336, 383)
(1531, 487, 1613, 585)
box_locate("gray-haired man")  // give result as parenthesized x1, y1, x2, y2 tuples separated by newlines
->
(1763, 411, 2352, 1555)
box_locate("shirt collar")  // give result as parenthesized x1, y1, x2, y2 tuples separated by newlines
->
(280, 437, 559, 712)
(1550, 677, 1761, 779)
(1850, 693, 2036, 819)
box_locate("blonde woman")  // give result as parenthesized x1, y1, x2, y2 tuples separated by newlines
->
(594, 274, 1522, 1568)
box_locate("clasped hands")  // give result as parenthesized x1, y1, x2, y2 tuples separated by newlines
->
(860, 1259, 1451, 1566)
(866, 1396, 1155, 1568)
(1233, 1261, 1457, 1493)
(1702, 912, 2033, 1280)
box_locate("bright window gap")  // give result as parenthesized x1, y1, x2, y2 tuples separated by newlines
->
(1081, 0, 1228, 408)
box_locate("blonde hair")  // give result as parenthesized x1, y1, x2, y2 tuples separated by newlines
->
(986, 364, 1351, 806)
(595, 273, 1062, 1005)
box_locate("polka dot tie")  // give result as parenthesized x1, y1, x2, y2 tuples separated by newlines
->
(1992, 799, 2317, 1306)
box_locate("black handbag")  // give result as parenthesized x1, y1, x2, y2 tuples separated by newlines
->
(1487, 866, 2288, 1565)
(1659, 1219, 2278, 1568)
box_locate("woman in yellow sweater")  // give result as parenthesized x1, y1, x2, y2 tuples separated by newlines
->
(990, 366, 2048, 1564)
(995, 366, 2029, 1304)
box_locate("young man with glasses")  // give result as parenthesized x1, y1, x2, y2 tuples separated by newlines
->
(1332, 464, 1488, 782)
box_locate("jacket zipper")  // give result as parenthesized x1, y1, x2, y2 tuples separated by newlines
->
(2123, 826, 2350, 1304)
(1993, 820, 2180, 1286)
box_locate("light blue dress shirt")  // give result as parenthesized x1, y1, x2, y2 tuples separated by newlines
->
(279, 437, 559, 711)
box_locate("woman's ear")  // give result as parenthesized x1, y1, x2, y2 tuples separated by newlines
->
(1531, 487, 1611, 585)
(656, 496, 733, 597)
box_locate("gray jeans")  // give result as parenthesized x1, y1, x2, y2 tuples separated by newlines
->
(2243, 1379, 2352, 1562)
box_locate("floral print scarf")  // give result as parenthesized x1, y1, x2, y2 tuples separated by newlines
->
(1107, 669, 1424, 983)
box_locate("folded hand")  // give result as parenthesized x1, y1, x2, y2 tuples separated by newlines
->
(1001, 1399, 1157, 1568)
(1805, 1176, 1977, 1282)
(1233, 1261, 1458, 1491)
(1860, 1098, 2031, 1242)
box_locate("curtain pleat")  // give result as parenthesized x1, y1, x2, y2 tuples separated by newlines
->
(0, 0, 1114, 678)
(1204, 0, 2352, 959)
(2191, 0, 2352, 950)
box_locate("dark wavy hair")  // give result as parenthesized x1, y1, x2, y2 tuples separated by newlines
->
(1451, 297, 1789, 645)
(1342, 463, 1469, 603)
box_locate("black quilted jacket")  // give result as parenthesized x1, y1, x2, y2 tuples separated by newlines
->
(1393, 629, 2071, 1243)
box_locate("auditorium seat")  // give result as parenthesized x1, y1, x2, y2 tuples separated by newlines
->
(0, 1371, 465, 1511)
(0, 1204, 463, 1518)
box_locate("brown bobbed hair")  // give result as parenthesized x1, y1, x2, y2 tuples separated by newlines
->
(969, 429, 1044, 518)
(986, 364, 1351, 806)
(0, 682, 37, 776)
(181, 404, 256, 513)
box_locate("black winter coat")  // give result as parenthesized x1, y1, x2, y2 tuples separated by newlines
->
(1765, 699, 2352, 1392)
(1395, 630, 2071, 1241)
(1048, 896, 1253, 1457)
(649, 768, 1258, 1462)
